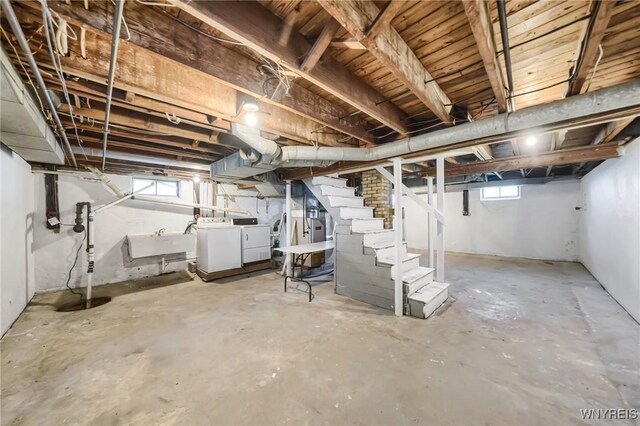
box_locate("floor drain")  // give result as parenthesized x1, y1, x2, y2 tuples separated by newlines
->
(56, 297, 112, 312)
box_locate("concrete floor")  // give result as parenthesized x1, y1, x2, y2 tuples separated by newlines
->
(1, 253, 638, 425)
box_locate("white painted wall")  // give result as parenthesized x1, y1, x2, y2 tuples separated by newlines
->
(404, 180, 581, 261)
(32, 176, 285, 293)
(579, 138, 640, 323)
(33, 174, 198, 292)
(1, 145, 36, 335)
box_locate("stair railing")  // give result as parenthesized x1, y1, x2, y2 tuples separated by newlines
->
(375, 156, 446, 316)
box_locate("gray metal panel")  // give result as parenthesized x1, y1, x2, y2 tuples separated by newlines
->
(336, 285, 394, 311)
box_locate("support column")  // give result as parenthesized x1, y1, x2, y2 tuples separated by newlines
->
(285, 181, 292, 277)
(427, 176, 435, 269)
(362, 170, 393, 228)
(393, 158, 403, 317)
(436, 156, 445, 282)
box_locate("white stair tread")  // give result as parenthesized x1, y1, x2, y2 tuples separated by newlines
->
(402, 266, 435, 284)
(311, 177, 348, 188)
(409, 281, 449, 302)
(354, 229, 394, 235)
(377, 252, 420, 265)
(367, 240, 406, 249)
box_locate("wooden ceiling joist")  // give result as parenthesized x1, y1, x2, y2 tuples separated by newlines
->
(318, 0, 453, 125)
(418, 144, 621, 177)
(13, 22, 355, 148)
(566, 0, 615, 96)
(365, 0, 404, 41)
(300, 18, 342, 73)
(19, 1, 372, 144)
(463, 0, 509, 112)
(165, 0, 410, 134)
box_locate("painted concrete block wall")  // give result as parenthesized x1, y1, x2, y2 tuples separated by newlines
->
(33, 174, 199, 292)
(579, 139, 640, 323)
(216, 184, 284, 227)
(404, 180, 581, 261)
(32, 177, 285, 293)
(1, 145, 36, 335)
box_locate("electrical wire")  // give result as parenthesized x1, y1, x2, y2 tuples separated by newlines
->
(37, 0, 88, 160)
(65, 230, 86, 304)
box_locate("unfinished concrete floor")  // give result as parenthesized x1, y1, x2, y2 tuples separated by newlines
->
(2, 253, 638, 425)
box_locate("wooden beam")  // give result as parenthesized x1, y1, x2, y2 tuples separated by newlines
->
(567, 0, 615, 96)
(165, 0, 409, 134)
(419, 144, 620, 177)
(590, 117, 635, 146)
(60, 103, 222, 145)
(300, 18, 342, 73)
(318, 0, 453, 125)
(71, 133, 220, 162)
(19, 1, 373, 144)
(15, 20, 353, 148)
(366, 0, 404, 40)
(279, 1, 301, 46)
(330, 38, 366, 50)
(463, 0, 509, 112)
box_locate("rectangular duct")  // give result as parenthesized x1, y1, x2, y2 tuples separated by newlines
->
(0, 48, 64, 164)
(210, 151, 275, 181)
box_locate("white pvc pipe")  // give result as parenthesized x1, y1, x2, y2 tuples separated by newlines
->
(132, 195, 248, 214)
(86, 210, 94, 308)
(393, 158, 403, 317)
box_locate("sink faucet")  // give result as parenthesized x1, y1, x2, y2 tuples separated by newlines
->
(156, 228, 166, 236)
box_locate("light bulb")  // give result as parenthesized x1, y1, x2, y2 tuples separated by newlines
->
(245, 112, 258, 126)
(526, 136, 537, 146)
(193, 175, 201, 183)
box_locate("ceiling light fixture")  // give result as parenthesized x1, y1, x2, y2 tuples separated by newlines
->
(526, 136, 537, 146)
(242, 102, 259, 113)
(193, 175, 201, 183)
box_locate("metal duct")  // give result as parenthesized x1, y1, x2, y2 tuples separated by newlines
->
(71, 147, 210, 171)
(279, 79, 640, 163)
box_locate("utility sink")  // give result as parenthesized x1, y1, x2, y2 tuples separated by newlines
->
(127, 233, 195, 259)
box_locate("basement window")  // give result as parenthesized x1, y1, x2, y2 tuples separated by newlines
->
(132, 177, 180, 197)
(481, 185, 520, 201)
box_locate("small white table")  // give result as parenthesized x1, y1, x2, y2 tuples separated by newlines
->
(276, 241, 335, 302)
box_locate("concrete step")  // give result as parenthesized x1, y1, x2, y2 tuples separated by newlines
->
(328, 195, 364, 207)
(403, 266, 435, 294)
(379, 253, 421, 277)
(320, 185, 355, 197)
(408, 281, 449, 319)
(311, 176, 347, 188)
(370, 242, 408, 259)
(351, 218, 384, 233)
(360, 230, 395, 246)
(339, 206, 374, 219)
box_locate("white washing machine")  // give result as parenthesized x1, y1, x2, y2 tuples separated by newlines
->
(197, 220, 242, 273)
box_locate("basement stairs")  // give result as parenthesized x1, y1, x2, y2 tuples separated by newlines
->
(303, 176, 449, 319)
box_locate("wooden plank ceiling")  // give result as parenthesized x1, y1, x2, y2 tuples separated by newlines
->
(1, 0, 638, 181)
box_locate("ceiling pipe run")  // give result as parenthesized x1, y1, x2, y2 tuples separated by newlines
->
(101, 0, 126, 171)
(277, 79, 640, 164)
(497, 0, 515, 112)
(0, 0, 77, 167)
(72, 147, 210, 171)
